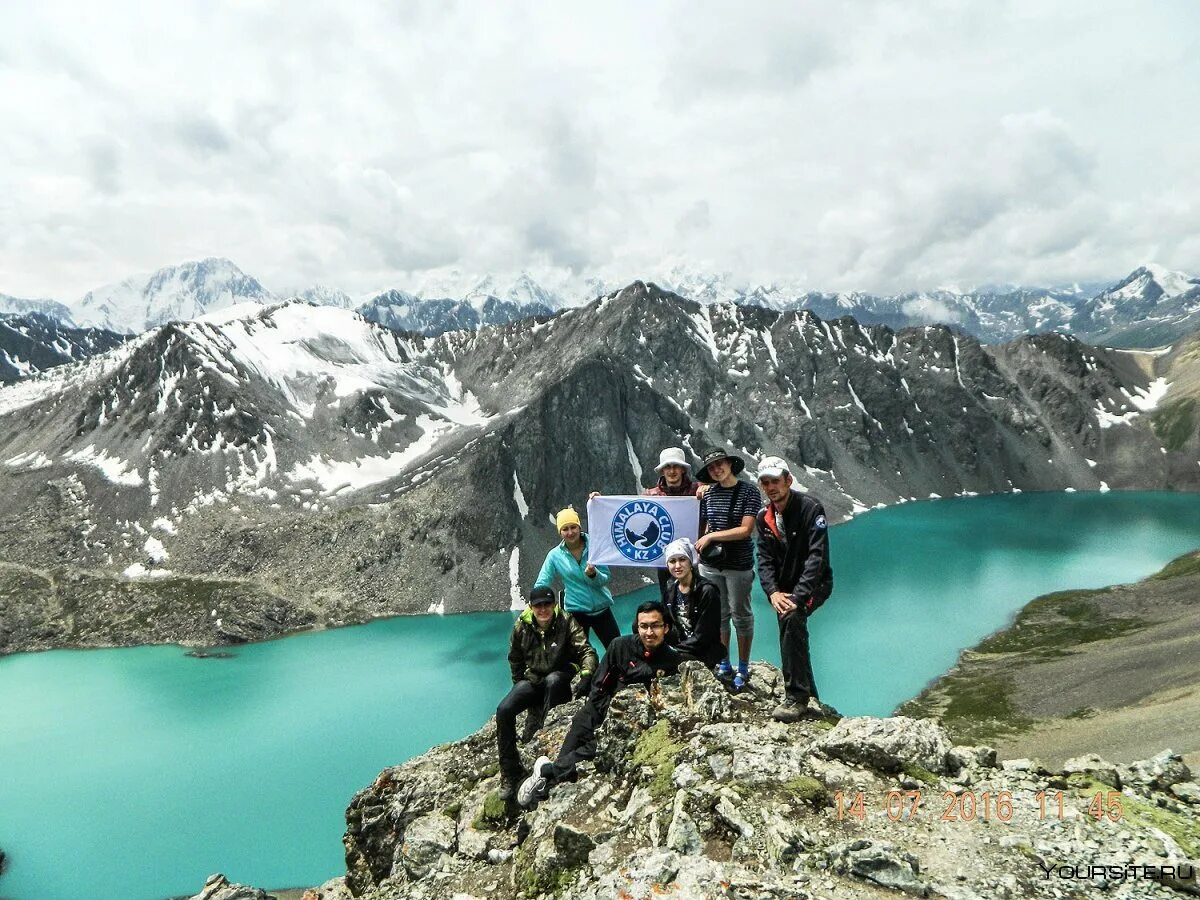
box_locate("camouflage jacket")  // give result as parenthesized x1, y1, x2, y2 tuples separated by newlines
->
(508, 607, 598, 685)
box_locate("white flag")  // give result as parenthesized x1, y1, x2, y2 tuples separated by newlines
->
(586, 495, 700, 567)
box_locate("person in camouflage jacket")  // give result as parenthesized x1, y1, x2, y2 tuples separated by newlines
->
(497, 586, 598, 797)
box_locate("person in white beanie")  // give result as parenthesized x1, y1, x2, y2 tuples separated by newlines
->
(661, 537, 724, 668)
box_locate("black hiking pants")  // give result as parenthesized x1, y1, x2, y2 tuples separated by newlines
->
(545, 692, 614, 786)
(570, 609, 620, 649)
(497, 670, 572, 778)
(779, 608, 819, 703)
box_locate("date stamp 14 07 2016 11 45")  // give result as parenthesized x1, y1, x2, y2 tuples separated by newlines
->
(834, 789, 1125, 823)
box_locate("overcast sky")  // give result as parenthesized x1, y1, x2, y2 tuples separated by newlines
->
(1, 1, 1197, 299)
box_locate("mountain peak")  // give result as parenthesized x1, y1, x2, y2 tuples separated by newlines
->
(72, 258, 275, 333)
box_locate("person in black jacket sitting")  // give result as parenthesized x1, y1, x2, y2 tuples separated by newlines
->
(755, 455, 834, 722)
(662, 537, 725, 669)
(517, 601, 681, 807)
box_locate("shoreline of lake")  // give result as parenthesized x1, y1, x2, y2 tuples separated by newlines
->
(3, 485, 1197, 661)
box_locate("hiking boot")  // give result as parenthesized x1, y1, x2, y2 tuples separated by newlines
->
(732, 665, 750, 692)
(498, 772, 521, 802)
(772, 698, 804, 723)
(521, 711, 544, 743)
(517, 755, 553, 808)
(714, 659, 733, 680)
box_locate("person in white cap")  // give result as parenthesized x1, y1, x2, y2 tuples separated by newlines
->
(754, 455, 833, 722)
(661, 537, 724, 668)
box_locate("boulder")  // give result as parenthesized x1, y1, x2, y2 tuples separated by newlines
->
(1125, 750, 1192, 791)
(946, 745, 998, 772)
(1063, 753, 1121, 788)
(827, 839, 927, 896)
(397, 812, 456, 879)
(811, 716, 952, 775)
(666, 791, 703, 855)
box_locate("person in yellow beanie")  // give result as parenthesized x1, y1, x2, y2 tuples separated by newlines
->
(534, 506, 619, 650)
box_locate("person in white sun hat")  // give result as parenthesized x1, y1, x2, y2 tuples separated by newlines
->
(589, 446, 703, 603)
(754, 455, 834, 722)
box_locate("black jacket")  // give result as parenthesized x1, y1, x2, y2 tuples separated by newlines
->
(664, 575, 724, 668)
(590, 633, 682, 702)
(508, 607, 598, 685)
(756, 489, 834, 613)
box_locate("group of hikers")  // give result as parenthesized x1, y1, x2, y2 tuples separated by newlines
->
(496, 446, 834, 807)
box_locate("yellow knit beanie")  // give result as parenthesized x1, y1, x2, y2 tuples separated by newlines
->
(556, 508, 581, 530)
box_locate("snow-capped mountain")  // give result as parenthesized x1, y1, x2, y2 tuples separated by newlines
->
(357, 286, 554, 335)
(406, 270, 571, 310)
(1070, 264, 1200, 347)
(71, 258, 275, 333)
(295, 285, 356, 309)
(0, 292, 76, 325)
(13, 257, 1200, 347)
(0, 313, 126, 384)
(2, 286, 1196, 652)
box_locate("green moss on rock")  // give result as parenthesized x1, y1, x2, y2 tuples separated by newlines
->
(631, 720, 684, 800)
(784, 775, 830, 807)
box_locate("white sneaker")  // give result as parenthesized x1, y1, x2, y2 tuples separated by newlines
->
(517, 755, 552, 807)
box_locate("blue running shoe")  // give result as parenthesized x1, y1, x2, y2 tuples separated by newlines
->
(733, 664, 750, 692)
(714, 659, 732, 680)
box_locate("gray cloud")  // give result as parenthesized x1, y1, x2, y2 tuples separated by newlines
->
(0, 1, 1197, 299)
(676, 201, 711, 236)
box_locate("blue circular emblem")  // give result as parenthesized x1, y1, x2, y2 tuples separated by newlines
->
(610, 500, 675, 562)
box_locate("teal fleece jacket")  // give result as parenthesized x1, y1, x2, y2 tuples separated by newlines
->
(533, 534, 614, 614)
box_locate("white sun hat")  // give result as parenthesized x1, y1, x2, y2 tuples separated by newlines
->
(654, 447, 691, 474)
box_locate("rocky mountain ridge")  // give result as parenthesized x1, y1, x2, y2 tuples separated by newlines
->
(0, 284, 1197, 654)
(0, 312, 127, 384)
(184, 662, 1200, 899)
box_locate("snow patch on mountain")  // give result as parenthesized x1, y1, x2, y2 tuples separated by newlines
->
(64, 445, 144, 486)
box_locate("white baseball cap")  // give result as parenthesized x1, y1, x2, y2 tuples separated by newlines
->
(757, 455, 790, 479)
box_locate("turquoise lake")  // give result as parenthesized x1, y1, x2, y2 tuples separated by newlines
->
(2, 491, 1200, 899)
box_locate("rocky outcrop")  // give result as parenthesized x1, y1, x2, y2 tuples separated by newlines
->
(186, 873, 275, 900)
(285, 661, 1200, 899)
